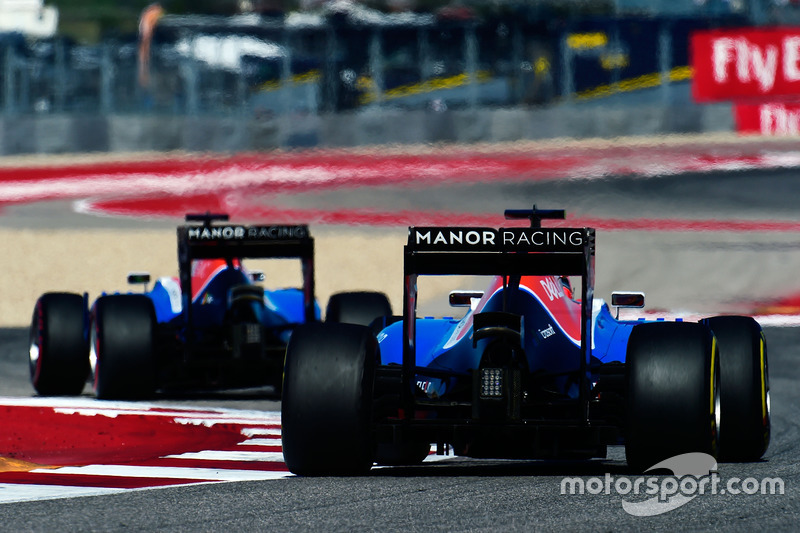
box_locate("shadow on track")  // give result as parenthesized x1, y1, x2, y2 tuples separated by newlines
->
(368, 458, 634, 478)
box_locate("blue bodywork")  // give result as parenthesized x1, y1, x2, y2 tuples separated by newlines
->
(377, 276, 643, 401)
(146, 269, 320, 344)
(117, 260, 322, 391)
(105, 215, 320, 391)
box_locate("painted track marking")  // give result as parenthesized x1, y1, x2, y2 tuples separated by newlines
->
(0, 144, 799, 231)
(0, 397, 290, 504)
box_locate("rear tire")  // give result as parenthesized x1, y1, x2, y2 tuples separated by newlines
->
(92, 294, 157, 400)
(703, 315, 770, 462)
(282, 322, 376, 475)
(29, 293, 89, 396)
(625, 322, 719, 472)
(325, 291, 392, 327)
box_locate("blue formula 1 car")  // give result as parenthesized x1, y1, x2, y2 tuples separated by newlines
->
(29, 213, 391, 400)
(282, 207, 770, 474)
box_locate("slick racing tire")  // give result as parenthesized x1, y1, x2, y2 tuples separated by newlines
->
(282, 322, 377, 476)
(92, 294, 157, 400)
(703, 316, 770, 462)
(325, 291, 392, 328)
(29, 292, 90, 396)
(625, 322, 719, 472)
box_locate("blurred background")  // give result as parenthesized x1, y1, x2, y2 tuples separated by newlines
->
(0, 0, 796, 153)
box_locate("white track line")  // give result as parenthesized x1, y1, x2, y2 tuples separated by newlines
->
(163, 450, 286, 462)
(0, 484, 125, 504)
(33, 465, 289, 482)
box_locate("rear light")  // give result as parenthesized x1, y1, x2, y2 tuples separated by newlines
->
(480, 368, 504, 399)
(244, 323, 261, 344)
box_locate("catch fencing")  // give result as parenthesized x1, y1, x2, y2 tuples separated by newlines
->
(0, 14, 744, 118)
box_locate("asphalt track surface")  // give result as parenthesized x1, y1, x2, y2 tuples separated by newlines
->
(2, 138, 800, 531)
(0, 326, 797, 531)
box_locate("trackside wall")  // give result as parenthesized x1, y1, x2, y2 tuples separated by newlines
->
(0, 103, 734, 155)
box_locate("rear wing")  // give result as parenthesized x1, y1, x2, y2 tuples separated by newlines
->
(405, 226, 592, 276)
(401, 218, 596, 421)
(177, 214, 315, 323)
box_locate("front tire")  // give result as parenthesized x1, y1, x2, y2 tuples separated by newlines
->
(29, 292, 89, 396)
(92, 294, 157, 400)
(282, 322, 376, 475)
(625, 322, 719, 471)
(703, 316, 770, 462)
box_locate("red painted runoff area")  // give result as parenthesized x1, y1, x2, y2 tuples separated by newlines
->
(0, 405, 246, 467)
(0, 400, 289, 503)
(0, 142, 798, 224)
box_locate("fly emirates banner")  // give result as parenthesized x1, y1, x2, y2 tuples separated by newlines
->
(691, 27, 800, 135)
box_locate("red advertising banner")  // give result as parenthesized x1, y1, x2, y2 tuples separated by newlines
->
(734, 102, 800, 135)
(691, 27, 800, 103)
